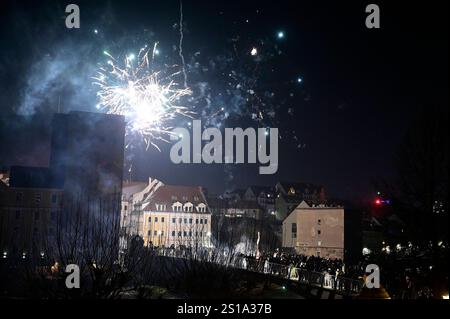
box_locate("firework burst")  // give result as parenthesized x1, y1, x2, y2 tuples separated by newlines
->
(93, 44, 193, 150)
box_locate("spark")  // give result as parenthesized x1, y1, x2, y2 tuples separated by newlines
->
(251, 47, 258, 56)
(93, 45, 193, 150)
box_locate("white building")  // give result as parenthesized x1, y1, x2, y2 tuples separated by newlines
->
(120, 179, 212, 249)
(141, 184, 212, 248)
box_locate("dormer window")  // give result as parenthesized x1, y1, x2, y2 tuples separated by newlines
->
(288, 187, 295, 195)
(171, 195, 177, 201)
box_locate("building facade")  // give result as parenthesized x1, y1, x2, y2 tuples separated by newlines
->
(282, 201, 344, 259)
(120, 181, 212, 249)
(0, 179, 63, 258)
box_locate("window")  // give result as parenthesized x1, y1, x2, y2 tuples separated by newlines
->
(148, 217, 151, 223)
(188, 231, 192, 237)
(318, 219, 321, 225)
(154, 230, 157, 236)
(51, 194, 57, 204)
(182, 196, 188, 201)
(35, 193, 41, 204)
(200, 219, 203, 224)
(178, 231, 182, 237)
(195, 231, 198, 236)
(203, 219, 207, 225)
(291, 223, 297, 239)
(194, 196, 199, 201)
(172, 231, 175, 237)
(15, 210, 20, 219)
(183, 231, 187, 237)
(124, 205, 128, 211)
(189, 218, 192, 224)
(147, 230, 151, 236)
(155, 217, 158, 222)
(171, 196, 177, 201)
(318, 230, 321, 235)
(172, 218, 176, 223)
(179, 218, 182, 223)
(195, 219, 199, 224)
(50, 211, 56, 221)
(184, 218, 187, 224)
(161, 217, 165, 223)
(35, 211, 40, 221)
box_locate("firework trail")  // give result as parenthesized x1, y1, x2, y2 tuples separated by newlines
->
(93, 44, 193, 150)
(178, 0, 188, 88)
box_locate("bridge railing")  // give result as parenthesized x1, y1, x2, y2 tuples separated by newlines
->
(230, 256, 364, 295)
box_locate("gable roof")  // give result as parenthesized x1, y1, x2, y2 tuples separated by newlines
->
(143, 184, 208, 212)
(277, 181, 324, 195)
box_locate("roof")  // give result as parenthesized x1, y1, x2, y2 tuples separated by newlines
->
(277, 181, 323, 193)
(247, 185, 276, 196)
(143, 184, 208, 213)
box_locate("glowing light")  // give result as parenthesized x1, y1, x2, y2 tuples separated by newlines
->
(277, 31, 285, 39)
(94, 29, 98, 34)
(443, 295, 449, 299)
(94, 44, 193, 150)
(154, 49, 160, 55)
(297, 77, 302, 83)
(251, 47, 258, 56)
(375, 199, 381, 205)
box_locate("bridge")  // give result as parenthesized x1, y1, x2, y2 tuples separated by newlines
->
(156, 249, 365, 298)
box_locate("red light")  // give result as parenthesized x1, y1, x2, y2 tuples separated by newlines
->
(375, 199, 382, 205)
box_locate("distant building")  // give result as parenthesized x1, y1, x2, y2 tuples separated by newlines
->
(275, 181, 326, 220)
(243, 185, 276, 216)
(282, 201, 344, 259)
(207, 196, 263, 219)
(0, 177, 63, 258)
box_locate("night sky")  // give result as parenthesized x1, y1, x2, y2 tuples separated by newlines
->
(0, 0, 448, 201)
